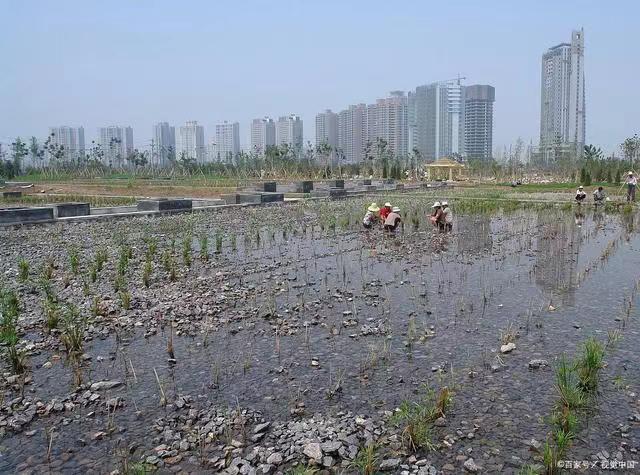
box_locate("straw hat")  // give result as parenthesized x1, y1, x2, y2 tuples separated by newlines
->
(392, 206, 401, 213)
(384, 202, 392, 207)
(578, 186, 583, 189)
(432, 201, 441, 208)
(367, 203, 380, 212)
(629, 171, 634, 175)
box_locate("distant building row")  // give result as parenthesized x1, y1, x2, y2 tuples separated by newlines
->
(45, 115, 304, 166)
(315, 83, 495, 163)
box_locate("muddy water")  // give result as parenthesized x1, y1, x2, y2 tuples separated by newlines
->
(1, 208, 639, 473)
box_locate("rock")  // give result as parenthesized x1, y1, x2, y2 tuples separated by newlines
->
(254, 422, 270, 434)
(463, 458, 480, 472)
(528, 359, 548, 369)
(320, 441, 342, 454)
(380, 458, 401, 471)
(434, 417, 447, 427)
(90, 380, 123, 391)
(266, 453, 282, 465)
(500, 342, 516, 354)
(92, 431, 107, 440)
(322, 456, 334, 467)
(302, 442, 323, 460)
(42, 361, 53, 369)
(443, 463, 455, 471)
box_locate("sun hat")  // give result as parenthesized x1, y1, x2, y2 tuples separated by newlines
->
(578, 186, 583, 189)
(629, 171, 634, 175)
(384, 202, 392, 207)
(432, 201, 441, 208)
(441, 201, 449, 206)
(367, 203, 380, 212)
(392, 206, 401, 213)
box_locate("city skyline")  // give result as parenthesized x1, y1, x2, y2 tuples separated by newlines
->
(2, 1, 638, 157)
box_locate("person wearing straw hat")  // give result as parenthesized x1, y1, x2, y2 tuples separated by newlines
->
(384, 206, 402, 232)
(380, 202, 392, 221)
(441, 201, 453, 232)
(430, 201, 444, 230)
(363, 203, 381, 229)
(575, 186, 586, 203)
(625, 171, 637, 202)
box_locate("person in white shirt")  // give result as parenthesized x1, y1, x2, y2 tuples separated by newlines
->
(441, 201, 453, 232)
(592, 187, 606, 205)
(626, 171, 637, 202)
(362, 203, 380, 229)
(575, 186, 586, 203)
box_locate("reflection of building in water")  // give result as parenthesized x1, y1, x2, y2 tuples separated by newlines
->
(456, 215, 492, 254)
(535, 211, 581, 306)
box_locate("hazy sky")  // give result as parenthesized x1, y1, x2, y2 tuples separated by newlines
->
(1, 0, 638, 155)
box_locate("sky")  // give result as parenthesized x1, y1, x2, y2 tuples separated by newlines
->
(1, 0, 639, 156)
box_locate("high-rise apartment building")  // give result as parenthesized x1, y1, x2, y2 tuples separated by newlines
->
(176, 121, 205, 163)
(366, 91, 409, 159)
(338, 104, 367, 164)
(408, 81, 464, 161)
(250, 117, 276, 155)
(276, 115, 303, 152)
(315, 110, 338, 149)
(539, 29, 585, 163)
(98, 126, 133, 166)
(47, 126, 85, 162)
(212, 121, 240, 163)
(152, 122, 176, 167)
(463, 85, 495, 160)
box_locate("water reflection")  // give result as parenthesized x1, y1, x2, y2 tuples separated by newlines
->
(456, 215, 492, 254)
(534, 211, 581, 306)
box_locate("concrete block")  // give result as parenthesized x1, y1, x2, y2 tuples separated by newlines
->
(383, 179, 395, 185)
(294, 181, 314, 193)
(91, 206, 138, 215)
(137, 199, 193, 212)
(192, 199, 225, 207)
(2, 191, 22, 198)
(221, 194, 240, 205)
(361, 179, 372, 186)
(259, 192, 284, 203)
(54, 202, 90, 218)
(0, 207, 54, 225)
(328, 187, 347, 198)
(310, 190, 329, 198)
(328, 179, 345, 189)
(237, 193, 262, 204)
(258, 181, 277, 192)
(364, 185, 378, 192)
(395, 183, 405, 190)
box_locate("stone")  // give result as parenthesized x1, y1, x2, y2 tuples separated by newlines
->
(302, 442, 323, 460)
(528, 359, 548, 369)
(266, 452, 282, 465)
(434, 417, 447, 427)
(258, 182, 277, 193)
(322, 456, 334, 468)
(253, 422, 270, 434)
(294, 181, 314, 193)
(500, 342, 516, 353)
(42, 361, 53, 369)
(380, 458, 401, 471)
(463, 458, 480, 472)
(90, 380, 123, 391)
(320, 441, 342, 454)
(442, 464, 455, 471)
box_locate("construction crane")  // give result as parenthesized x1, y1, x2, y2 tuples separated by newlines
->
(437, 74, 467, 85)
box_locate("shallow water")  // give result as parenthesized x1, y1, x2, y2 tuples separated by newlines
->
(0, 207, 639, 473)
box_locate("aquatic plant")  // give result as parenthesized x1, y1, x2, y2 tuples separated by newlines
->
(18, 259, 29, 282)
(43, 297, 60, 331)
(95, 248, 108, 272)
(199, 234, 209, 261)
(182, 233, 192, 267)
(142, 259, 152, 288)
(215, 232, 223, 254)
(390, 386, 452, 452)
(60, 304, 85, 355)
(575, 337, 604, 392)
(69, 248, 80, 275)
(6, 344, 27, 374)
(286, 465, 318, 475)
(120, 290, 131, 310)
(41, 257, 55, 281)
(349, 443, 380, 475)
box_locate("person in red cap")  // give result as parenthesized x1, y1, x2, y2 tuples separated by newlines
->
(380, 202, 392, 222)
